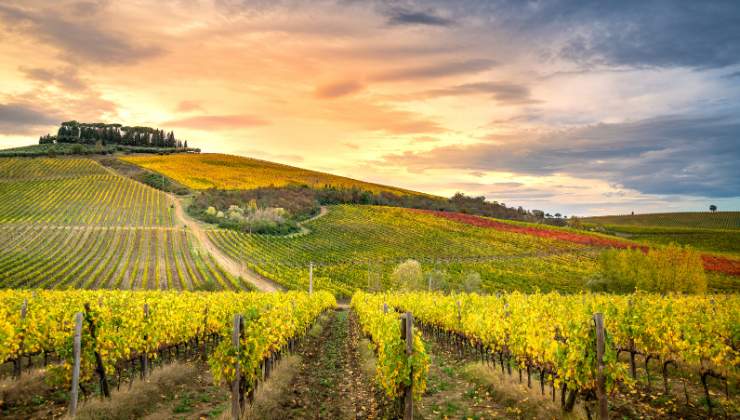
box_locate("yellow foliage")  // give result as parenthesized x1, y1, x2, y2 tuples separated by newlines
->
(122, 153, 426, 196)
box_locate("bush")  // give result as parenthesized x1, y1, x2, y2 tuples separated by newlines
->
(460, 271, 482, 293)
(593, 244, 707, 294)
(391, 259, 424, 291)
(427, 269, 450, 293)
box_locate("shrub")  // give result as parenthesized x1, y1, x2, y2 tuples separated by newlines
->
(593, 244, 707, 294)
(461, 271, 482, 293)
(391, 259, 424, 291)
(427, 269, 450, 293)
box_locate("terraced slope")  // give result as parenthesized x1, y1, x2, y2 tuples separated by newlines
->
(121, 153, 427, 195)
(207, 205, 601, 296)
(0, 157, 245, 290)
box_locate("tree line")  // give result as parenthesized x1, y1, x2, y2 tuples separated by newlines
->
(39, 121, 189, 149)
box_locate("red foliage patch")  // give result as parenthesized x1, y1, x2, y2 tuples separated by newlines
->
(415, 209, 740, 276)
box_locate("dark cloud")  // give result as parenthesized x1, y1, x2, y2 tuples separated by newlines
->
(385, 8, 453, 27)
(0, 103, 59, 134)
(373, 1, 740, 69)
(414, 81, 536, 104)
(164, 115, 269, 130)
(554, 1, 740, 69)
(0, 3, 164, 65)
(373, 59, 496, 82)
(383, 115, 740, 198)
(314, 80, 365, 99)
(19, 66, 86, 91)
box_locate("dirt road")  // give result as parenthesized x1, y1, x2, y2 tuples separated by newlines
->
(169, 196, 283, 292)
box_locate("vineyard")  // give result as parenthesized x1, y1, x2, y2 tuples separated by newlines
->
(0, 157, 239, 291)
(0, 158, 173, 226)
(0, 289, 335, 416)
(206, 205, 602, 296)
(121, 153, 426, 195)
(0, 225, 245, 290)
(360, 290, 740, 417)
(582, 211, 740, 230)
(206, 205, 740, 296)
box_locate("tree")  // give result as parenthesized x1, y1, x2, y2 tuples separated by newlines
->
(390, 259, 424, 291)
(591, 244, 706, 294)
(710, 204, 717, 212)
(461, 271, 482, 293)
(427, 269, 450, 293)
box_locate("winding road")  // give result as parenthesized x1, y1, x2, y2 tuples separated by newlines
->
(169, 195, 284, 292)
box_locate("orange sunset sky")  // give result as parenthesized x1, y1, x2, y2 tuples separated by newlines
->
(1, 1, 739, 215)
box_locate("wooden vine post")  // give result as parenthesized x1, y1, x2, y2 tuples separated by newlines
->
(69, 312, 83, 417)
(400, 312, 414, 420)
(231, 314, 243, 420)
(201, 307, 209, 361)
(83, 303, 110, 398)
(13, 299, 27, 378)
(593, 313, 608, 420)
(143, 303, 150, 377)
(309, 262, 313, 294)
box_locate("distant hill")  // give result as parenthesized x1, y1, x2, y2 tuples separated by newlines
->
(582, 211, 740, 230)
(122, 153, 549, 223)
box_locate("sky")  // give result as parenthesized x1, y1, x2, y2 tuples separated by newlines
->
(1, 0, 739, 216)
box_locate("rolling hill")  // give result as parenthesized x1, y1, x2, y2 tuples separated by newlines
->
(582, 211, 740, 229)
(121, 153, 428, 195)
(0, 157, 248, 290)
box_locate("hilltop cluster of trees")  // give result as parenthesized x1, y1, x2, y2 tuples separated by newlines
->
(39, 121, 189, 149)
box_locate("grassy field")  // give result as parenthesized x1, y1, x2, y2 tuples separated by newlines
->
(0, 157, 245, 290)
(582, 211, 740, 229)
(121, 153, 427, 195)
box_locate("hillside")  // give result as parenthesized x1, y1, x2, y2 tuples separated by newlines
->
(122, 153, 427, 195)
(581, 212, 740, 256)
(0, 157, 247, 290)
(582, 211, 740, 229)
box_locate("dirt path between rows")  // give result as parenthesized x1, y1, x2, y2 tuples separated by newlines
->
(97, 159, 282, 292)
(169, 195, 283, 292)
(256, 309, 385, 419)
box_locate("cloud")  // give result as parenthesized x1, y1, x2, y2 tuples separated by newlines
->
(385, 8, 453, 27)
(19, 66, 86, 91)
(383, 115, 740, 198)
(314, 80, 365, 99)
(164, 115, 269, 130)
(0, 3, 164, 65)
(175, 100, 204, 113)
(372, 59, 496, 82)
(0, 102, 59, 134)
(411, 81, 537, 104)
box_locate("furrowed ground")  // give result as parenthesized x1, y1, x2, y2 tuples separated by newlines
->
(0, 157, 247, 290)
